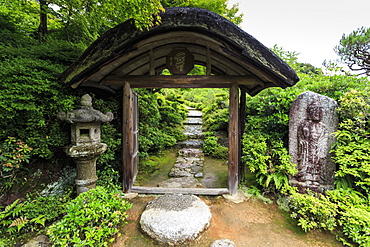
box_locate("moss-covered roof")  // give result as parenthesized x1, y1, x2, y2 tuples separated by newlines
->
(60, 7, 299, 95)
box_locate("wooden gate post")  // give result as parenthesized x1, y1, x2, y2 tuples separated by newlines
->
(122, 82, 138, 192)
(228, 82, 239, 195)
(239, 87, 247, 182)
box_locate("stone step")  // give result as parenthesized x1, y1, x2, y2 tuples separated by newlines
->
(187, 110, 202, 118)
(183, 125, 204, 139)
(183, 117, 203, 125)
(175, 139, 204, 149)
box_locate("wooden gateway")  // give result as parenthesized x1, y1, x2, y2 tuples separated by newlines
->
(60, 7, 299, 195)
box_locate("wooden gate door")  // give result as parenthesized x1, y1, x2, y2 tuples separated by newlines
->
(122, 82, 138, 192)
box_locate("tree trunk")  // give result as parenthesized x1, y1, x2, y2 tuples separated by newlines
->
(38, 0, 48, 41)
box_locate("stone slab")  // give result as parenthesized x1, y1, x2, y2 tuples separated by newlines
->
(140, 194, 211, 246)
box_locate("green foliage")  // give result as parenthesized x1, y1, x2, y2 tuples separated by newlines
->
(290, 189, 370, 246)
(137, 89, 187, 156)
(333, 90, 370, 194)
(203, 134, 228, 159)
(0, 192, 72, 245)
(289, 191, 338, 232)
(2, 0, 164, 45)
(241, 131, 297, 192)
(47, 186, 131, 247)
(0, 35, 83, 161)
(96, 164, 121, 191)
(335, 26, 370, 75)
(239, 47, 370, 195)
(0, 137, 33, 194)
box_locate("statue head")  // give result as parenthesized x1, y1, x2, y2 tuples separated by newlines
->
(307, 101, 323, 122)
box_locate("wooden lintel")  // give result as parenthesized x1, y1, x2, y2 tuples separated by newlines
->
(130, 186, 229, 195)
(104, 75, 261, 88)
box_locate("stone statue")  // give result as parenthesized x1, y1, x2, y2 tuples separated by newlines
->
(296, 102, 328, 186)
(289, 91, 338, 193)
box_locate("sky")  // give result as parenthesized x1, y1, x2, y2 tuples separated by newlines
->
(227, 0, 370, 68)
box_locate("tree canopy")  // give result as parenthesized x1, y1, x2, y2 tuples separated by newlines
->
(335, 26, 370, 76)
(1, 0, 164, 44)
(1, 0, 242, 46)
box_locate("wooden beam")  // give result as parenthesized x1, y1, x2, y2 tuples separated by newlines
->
(206, 45, 211, 76)
(104, 75, 262, 88)
(228, 82, 239, 195)
(149, 49, 155, 75)
(130, 186, 229, 195)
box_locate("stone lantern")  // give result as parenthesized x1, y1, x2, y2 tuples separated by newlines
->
(57, 94, 114, 194)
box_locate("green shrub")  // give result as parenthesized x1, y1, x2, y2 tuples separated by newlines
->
(339, 207, 370, 246)
(333, 90, 370, 194)
(96, 164, 121, 191)
(0, 137, 33, 194)
(203, 108, 229, 131)
(212, 146, 229, 159)
(137, 89, 188, 156)
(289, 191, 338, 232)
(289, 188, 370, 246)
(203, 134, 228, 159)
(0, 191, 72, 245)
(203, 136, 218, 156)
(242, 131, 297, 192)
(47, 186, 131, 247)
(0, 38, 83, 161)
(327, 189, 370, 246)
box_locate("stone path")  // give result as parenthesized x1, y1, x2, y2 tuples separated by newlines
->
(160, 107, 206, 188)
(176, 107, 204, 149)
(140, 108, 221, 246)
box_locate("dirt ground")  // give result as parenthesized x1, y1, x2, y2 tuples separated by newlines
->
(111, 194, 343, 247)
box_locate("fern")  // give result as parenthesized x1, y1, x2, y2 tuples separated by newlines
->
(30, 215, 46, 227)
(0, 199, 20, 220)
(9, 217, 29, 232)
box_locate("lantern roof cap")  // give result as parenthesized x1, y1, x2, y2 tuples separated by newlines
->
(57, 94, 113, 124)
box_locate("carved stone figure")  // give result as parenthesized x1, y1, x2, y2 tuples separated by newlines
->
(289, 91, 338, 193)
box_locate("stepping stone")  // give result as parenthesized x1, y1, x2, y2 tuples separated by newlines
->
(179, 148, 204, 157)
(173, 162, 193, 169)
(158, 177, 204, 188)
(140, 194, 211, 246)
(169, 168, 193, 177)
(210, 239, 236, 247)
(176, 156, 204, 164)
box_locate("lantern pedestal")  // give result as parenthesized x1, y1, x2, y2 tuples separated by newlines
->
(65, 143, 107, 194)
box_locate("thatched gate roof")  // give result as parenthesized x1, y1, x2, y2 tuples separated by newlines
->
(60, 7, 299, 95)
